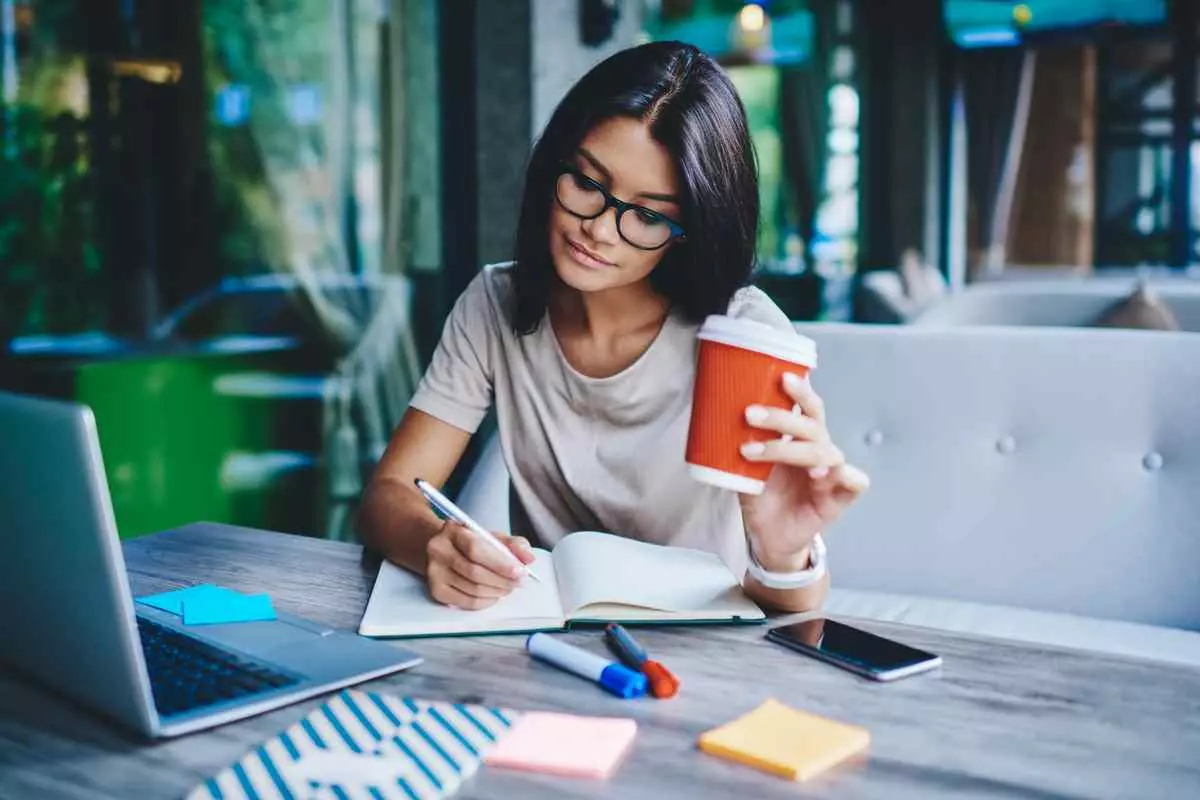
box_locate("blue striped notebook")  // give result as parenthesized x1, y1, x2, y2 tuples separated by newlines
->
(186, 690, 518, 800)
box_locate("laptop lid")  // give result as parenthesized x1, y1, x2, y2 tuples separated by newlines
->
(0, 391, 158, 735)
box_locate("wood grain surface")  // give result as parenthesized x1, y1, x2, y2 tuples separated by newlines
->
(1, 522, 1198, 799)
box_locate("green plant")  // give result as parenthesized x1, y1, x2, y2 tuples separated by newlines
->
(0, 102, 102, 348)
(0, 2, 102, 349)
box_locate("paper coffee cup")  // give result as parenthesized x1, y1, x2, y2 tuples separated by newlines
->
(686, 315, 818, 495)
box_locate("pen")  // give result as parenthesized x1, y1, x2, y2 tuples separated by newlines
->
(414, 478, 542, 583)
(605, 623, 681, 699)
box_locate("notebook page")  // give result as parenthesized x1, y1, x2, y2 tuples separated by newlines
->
(553, 532, 760, 619)
(358, 549, 564, 636)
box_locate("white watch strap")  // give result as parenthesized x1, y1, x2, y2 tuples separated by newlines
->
(747, 534, 827, 589)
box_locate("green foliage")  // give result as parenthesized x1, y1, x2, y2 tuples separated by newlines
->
(0, 2, 101, 346)
(0, 103, 102, 344)
(1, 0, 383, 348)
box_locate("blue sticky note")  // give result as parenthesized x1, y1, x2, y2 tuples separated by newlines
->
(183, 592, 277, 625)
(136, 584, 234, 615)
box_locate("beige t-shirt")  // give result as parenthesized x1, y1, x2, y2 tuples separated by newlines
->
(409, 262, 796, 575)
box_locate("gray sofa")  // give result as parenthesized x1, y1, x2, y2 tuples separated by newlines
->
(914, 278, 1200, 331)
(455, 323, 1200, 666)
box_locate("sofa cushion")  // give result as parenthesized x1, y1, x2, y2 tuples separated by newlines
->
(1093, 282, 1181, 331)
(795, 323, 1200, 632)
(824, 588, 1200, 668)
(914, 278, 1200, 331)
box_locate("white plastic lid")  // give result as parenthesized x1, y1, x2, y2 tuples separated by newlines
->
(697, 314, 818, 367)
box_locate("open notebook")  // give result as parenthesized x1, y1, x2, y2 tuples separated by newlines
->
(359, 531, 765, 638)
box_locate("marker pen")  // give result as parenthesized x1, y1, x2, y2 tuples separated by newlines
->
(604, 623, 681, 699)
(526, 633, 647, 698)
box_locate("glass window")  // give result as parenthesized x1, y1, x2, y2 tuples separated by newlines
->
(1095, 36, 1193, 266)
(203, 0, 384, 278)
(2, 1, 432, 348)
(728, 64, 785, 261)
(642, 0, 860, 322)
(0, 0, 103, 341)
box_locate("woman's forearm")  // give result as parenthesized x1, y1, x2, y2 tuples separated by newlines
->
(357, 476, 445, 575)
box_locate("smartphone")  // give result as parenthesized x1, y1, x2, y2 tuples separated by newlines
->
(766, 618, 942, 681)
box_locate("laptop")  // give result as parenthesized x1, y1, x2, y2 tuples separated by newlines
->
(0, 390, 422, 738)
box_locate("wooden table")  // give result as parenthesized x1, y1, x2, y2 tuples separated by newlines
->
(2, 523, 1199, 799)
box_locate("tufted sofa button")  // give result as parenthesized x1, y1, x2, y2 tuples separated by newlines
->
(865, 429, 884, 446)
(1143, 452, 1164, 471)
(996, 435, 1016, 455)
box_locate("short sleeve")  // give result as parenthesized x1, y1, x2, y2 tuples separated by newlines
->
(409, 269, 499, 433)
(727, 285, 795, 333)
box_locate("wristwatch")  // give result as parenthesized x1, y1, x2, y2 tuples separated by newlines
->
(746, 534, 827, 590)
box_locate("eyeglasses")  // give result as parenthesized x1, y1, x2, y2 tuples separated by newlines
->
(554, 165, 686, 251)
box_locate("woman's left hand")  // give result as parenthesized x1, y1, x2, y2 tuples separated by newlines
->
(738, 372, 870, 571)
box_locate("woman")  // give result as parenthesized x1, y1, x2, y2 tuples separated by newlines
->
(358, 41, 869, 613)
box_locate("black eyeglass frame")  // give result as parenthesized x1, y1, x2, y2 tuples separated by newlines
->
(554, 164, 687, 251)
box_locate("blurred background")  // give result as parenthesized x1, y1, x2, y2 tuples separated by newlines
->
(2, 0, 1197, 542)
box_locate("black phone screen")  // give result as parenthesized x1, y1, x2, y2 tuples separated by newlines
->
(768, 618, 938, 672)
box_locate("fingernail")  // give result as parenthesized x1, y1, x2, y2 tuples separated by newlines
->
(744, 405, 769, 425)
(741, 441, 766, 458)
(809, 466, 829, 479)
(783, 372, 808, 392)
(847, 465, 871, 491)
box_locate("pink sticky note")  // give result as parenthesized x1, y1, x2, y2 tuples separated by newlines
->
(484, 711, 637, 780)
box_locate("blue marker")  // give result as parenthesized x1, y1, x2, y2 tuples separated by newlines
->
(526, 633, 647, 699)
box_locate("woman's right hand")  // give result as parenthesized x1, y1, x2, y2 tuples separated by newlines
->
(425, 522, 537, 609)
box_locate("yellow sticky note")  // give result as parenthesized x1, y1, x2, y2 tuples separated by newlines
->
(698, 699, 869, 781)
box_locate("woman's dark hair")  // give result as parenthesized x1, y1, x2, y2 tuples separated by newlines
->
(511, 41, 759, 334)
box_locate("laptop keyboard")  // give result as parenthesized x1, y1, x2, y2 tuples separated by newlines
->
(137, 616, 299, 716)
